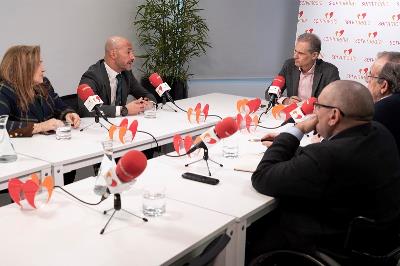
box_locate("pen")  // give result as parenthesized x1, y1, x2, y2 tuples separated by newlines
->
(248, 136, 275, 142)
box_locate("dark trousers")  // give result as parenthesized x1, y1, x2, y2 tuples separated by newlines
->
(245, 209, 290, 265)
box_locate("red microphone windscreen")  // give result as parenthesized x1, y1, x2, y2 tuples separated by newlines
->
(281, 103, 297, 120)
(77, 84, 94, 101)
(149, 73, 163, 88)
(301, 97, 317, 115)
(271, 75, 285, 88)
(116, 150, 147, 183)
(215, 117, 238, 139)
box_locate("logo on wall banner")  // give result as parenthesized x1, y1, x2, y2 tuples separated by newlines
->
(298, 10, 308, 23)
(305, 28, 314, 34)
(314, 11, 337, 24)
(328, 0, 355, 6)
(355, 32, 383, 45)
(345, 12, 371, 26)
(299, 0, 323, 6)
(361, 1, 390, 7)
(363, 57, 375, 63)
(331, 48, 356, 61)
(346, 67, 369, 82)
(378, 14, 400, 27)
(389, 39, 400, 46)
(323, 29, 349, 43)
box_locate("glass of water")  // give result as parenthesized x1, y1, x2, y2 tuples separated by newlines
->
(142, 185, 166, 217)
(144, 101, 157, 119)
(222, 134, 239, 158)
(56, 121, 71, 140)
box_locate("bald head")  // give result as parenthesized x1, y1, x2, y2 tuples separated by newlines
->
(321, 80, 374, 121)
(104, 36, 135, 72)
(105, 36, 130, 54)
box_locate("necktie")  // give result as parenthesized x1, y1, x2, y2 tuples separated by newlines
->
(116, 73, 123, 106)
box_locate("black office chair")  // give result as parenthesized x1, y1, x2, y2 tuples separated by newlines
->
(184, 233, 231, 266)
(249, 216, 400, 266)
(60, 94, 78, 112)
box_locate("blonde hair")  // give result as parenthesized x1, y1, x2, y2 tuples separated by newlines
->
(0, 45, 47, 112)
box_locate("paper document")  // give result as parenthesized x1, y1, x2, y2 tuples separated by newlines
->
(234, 153, 264, 173)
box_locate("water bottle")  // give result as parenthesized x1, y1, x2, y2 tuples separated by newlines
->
(93, 140, 116, 196)
(0, 115, 17, 163)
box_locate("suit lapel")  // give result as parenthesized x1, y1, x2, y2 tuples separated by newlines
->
(312, 64, 322, 97)
(292, 67, 300, 96)
(100, 61, 112, 104)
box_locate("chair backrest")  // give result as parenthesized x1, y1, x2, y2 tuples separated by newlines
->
(60, 94, 78, 112)
(186, 233, 231, 266)
(343, 216, 400, 266)
(249, 250, 329, 266)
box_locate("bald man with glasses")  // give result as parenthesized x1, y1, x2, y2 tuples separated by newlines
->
(247, 80, 400, 263)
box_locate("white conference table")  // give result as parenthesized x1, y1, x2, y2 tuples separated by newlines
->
(11, 93, 250, 185)
(0, 177, 235, 266)
(2, 93, 312, 265)
(130, 131, 280, 266)
(132, 128, 314, 265)
(0, 154, 51, 190)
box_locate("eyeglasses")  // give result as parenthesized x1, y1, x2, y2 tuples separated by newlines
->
(364, 75, 383, 83)
(313, 102, 346, 117)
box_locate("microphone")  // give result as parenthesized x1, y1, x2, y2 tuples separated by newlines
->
(149, 73, 174, 103)
(281, 97, 317, 126)
(187, 117, 238, 154)
(77, 84, 109, 121)
(104, 150, 147, 194)
(266, 75, 285, 108)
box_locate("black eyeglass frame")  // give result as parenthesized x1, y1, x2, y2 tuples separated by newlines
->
(313, 102, 346, 117)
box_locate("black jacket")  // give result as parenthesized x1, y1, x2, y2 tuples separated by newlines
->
(252, 122, 400, 251)
(78, 59, 156, 117)
(374, 93, 400, 156)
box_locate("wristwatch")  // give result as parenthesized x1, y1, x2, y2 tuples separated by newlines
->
(121, 106, 128, 116)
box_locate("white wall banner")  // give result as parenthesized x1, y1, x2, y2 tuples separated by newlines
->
(296, 0, 400, 85)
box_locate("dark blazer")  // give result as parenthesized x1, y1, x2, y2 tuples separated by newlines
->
(252, 122, 400, 251)
(0, 78, 75, 137)
(78, 59, 156, 117)
(373, 93, 400, 156)
(278, 58, 340, 98)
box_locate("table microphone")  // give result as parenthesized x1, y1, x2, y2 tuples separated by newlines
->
(77, 84, 109, 121)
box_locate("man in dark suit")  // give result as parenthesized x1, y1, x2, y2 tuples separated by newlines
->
(248, 80, 400, 262)
(273, 33, 340, 105)
(78, 36, 156, 118)
(367, 51, 400, 156)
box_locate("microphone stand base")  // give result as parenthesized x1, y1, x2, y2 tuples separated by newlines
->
(184, 148, 223, 176)
(159, 102, 178, 112)
(79, 115, 108, 132)
(100, 193, 148, 235)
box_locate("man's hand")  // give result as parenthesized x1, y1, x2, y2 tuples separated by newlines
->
(283, 96, 302, 105)
(295, 114, 318, 134)
(261, 132, 279, 148)
(65, 113, 80, 128)
(126, 99, 146, 115)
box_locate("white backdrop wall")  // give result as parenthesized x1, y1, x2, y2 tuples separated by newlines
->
(0, 0, 299, 98)
(0, 0, 141, 96)
(296, 0, 400, 86)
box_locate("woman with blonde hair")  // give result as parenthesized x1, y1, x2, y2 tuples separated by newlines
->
(0, 45, 80, 137)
